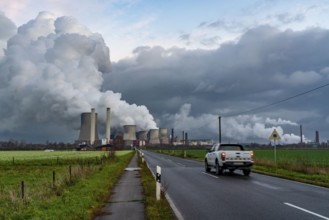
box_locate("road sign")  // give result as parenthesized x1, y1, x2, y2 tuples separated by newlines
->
(269, 129, 281, 141)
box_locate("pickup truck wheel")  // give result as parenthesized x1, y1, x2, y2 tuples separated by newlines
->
(243, 169, 251, 176)
(205, 161, 210, 172)
(215, 162, 223, 175)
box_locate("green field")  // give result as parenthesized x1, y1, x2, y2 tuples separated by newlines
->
(153, 148, 329, 187)
(0, 150, 133, 219)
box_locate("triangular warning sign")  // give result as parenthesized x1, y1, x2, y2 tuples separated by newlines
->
(269, 129, 281, 141)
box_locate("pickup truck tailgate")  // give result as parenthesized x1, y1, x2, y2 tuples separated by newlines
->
(224, 151, 252, 162)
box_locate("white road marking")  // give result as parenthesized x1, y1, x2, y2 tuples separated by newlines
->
(165, 192, 184, 220)
(176, 162, 186, 167)
(253, 181, 280, 190)
(202, 172, 218, 178)
(284, 203, 329, 220)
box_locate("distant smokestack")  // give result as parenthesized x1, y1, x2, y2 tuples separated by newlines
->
(90, 108, 96, 145)
(106, 108, 111, 144)
(185, 132, 188, 145)
(300, 125, 303, 144)
(315, 130, 320, 144)
(171, 128, 174, 145)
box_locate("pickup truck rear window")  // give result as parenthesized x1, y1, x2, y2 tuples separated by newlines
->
(219, 145, 243, 151)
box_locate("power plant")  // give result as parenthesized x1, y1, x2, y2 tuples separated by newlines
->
(76, 108, 201, 149)
(77, 109, 99, 145)
(123, 125, 137, 147)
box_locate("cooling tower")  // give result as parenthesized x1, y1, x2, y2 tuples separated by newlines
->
(123, 125, 137, 140)
(106, 108, 111, 144)
(159, 128, 169, 144)
(137, 130, 148, 141)
(123, 125, 136, 147)
(77, 111, 99, 145)
(149, 129, 160, 144)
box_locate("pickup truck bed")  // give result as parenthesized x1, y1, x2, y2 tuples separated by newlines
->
(205, 144, 254, 176)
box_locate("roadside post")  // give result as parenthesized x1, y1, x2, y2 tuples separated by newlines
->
(269, 129, 281, 167)
(156, 165, 161, 200)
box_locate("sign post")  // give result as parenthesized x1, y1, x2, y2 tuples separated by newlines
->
(269, 129, 281, 167)
(156, 166, 161, 200)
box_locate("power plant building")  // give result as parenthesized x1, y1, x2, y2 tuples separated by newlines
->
(123, 125, 137, 147)
(77, 109, 99, 145)
(149, 129, 160, 144)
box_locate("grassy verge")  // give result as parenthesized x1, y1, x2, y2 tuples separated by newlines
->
(0, 151, 134, 219)
(253, 164, 329, 188)
(137, 154, 175, 220)
(151, 149, 329, 188)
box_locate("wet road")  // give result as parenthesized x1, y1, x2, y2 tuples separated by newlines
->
(142, 151, 329, 220)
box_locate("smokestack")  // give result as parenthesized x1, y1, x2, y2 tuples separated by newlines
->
(300, 125, 303, 144)
(90, 108, 96, 145)
(171, 128, 174, 145)
(185, 132, 188, 145)
(106, 108, 111, 144)
(315, 130, 320, 144)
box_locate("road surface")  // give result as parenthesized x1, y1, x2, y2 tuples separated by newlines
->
(142, 151, 329, 220)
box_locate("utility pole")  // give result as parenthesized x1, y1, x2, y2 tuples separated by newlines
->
(218, 116, 221, 144)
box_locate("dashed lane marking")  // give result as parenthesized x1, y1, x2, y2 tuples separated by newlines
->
(202, 172, 218, 178)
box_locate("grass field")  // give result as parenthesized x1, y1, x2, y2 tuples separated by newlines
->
(153, 148, 329, 187)
(0, 150, 133, 219)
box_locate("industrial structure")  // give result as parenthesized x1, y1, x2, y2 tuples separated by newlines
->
(76, 108, 211, 149)
(77, 109, 99, 145)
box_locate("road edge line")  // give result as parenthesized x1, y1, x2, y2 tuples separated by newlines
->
(141, 151, 185, 220)
(284, 202, 329, 220)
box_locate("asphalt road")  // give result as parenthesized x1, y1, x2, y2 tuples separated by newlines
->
(142, 151, 329, 220)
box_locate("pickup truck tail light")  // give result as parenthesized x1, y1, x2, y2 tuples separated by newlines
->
(221, 152, 226, 161)
(250, 151, 254, 160)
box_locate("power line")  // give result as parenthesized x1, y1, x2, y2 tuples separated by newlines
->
(221, 82, 329, 118)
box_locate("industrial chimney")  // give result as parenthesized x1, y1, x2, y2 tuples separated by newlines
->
(300, 125, 303, 144)
(106, 108, 111, 144)
(90, 108, 96, 145)
(315, 131, 320, 144)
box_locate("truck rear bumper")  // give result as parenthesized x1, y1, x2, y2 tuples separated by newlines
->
(222, 162, 253, 169)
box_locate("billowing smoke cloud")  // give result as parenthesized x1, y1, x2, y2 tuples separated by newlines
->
(0, 12, 156, 142)
(0, 12, 16, 58)
(166, 104, 302, 144)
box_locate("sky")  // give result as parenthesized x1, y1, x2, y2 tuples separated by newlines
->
(0, 0, 329, 144)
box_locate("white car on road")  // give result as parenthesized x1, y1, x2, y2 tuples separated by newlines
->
(205, 143, 254, 176)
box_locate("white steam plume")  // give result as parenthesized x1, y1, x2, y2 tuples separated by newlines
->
(171, 104, 303, 144)
(0, 12, 157, 141)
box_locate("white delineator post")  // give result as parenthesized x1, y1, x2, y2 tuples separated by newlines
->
(156, 166, 161, 200)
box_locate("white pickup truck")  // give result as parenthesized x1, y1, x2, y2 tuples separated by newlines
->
(205, 143, 254, 176)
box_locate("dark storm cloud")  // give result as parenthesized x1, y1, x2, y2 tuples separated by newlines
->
(105, 26, 329, 142)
